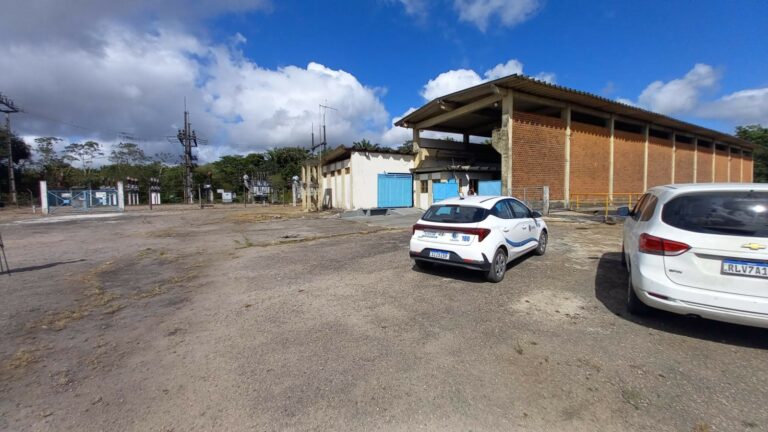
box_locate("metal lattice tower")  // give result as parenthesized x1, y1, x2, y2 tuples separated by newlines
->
(0, 93, 20, 206)
(176, 109, 199, 204)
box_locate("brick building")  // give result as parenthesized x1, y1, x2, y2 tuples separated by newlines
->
(396, 75, 756, 208)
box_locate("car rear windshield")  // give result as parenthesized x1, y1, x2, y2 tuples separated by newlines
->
(422, 205, 488, 223)
(661, 191, 768, 237)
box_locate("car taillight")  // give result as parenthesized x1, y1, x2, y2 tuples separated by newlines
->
(639, 233, 690, 256)
(412, 224, 491, 242)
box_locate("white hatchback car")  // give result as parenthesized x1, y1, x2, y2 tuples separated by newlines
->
(621, 183, 768, 328)
(409, 196, 548, 282)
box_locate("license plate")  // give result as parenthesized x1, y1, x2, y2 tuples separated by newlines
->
(722, 260, 768, 279)
(429, 250, 450, 260)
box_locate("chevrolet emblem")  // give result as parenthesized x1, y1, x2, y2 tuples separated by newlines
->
(741, 243, 767, 251)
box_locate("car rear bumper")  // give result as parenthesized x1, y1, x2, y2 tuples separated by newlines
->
(634, 263, 768, 328)
(409, 250, 491, 271)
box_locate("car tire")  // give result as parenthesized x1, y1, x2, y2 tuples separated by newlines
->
(414, 259, 433, 270)
(534, 230, 548, 256)
(486, 248, 507, 283)
(626, 262, 650, 315)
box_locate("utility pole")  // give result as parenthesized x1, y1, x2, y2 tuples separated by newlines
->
(0, 93, 20, 207)
(176, 106, 199, 204)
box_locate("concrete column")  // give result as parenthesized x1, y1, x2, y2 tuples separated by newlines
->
(671, 133, 676, 184)
(643, 125, 649, 191)
(564, 105, 572, 206)
(412, 129, 421, 165)
(693, 137, 698, 183)
(463, 133, 470, 146)
(727, 145, 732, 182)
(740, 149, 744, 182)
(39, 180, 49, 215)
(608, 115, 615, 198)
(712, 142, 717, 182)
(117, 181, 125, 211)
(500, 91, 514, 195)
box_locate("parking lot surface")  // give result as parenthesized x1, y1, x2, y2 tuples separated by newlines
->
(1, 207, 766, 431)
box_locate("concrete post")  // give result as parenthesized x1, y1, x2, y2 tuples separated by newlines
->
(427, 176, 433, 207)
(563, 105, 571, 207)
(39, 180, 49, 215)
(117, 181, 125, 211)
(727, 145, 732, 182)
(693, 137, 698, 183)
(671, 133, 676, 184)
(412, 129, 421, 165)
(643, 125, 649, 191)
(712, 142, 717, 182)
(500, 91, 514, 196)
(542, 186, 550, 216)
(608, 115, 615, 199)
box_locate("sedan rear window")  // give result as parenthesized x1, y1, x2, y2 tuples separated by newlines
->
(422, 205, 488, 223)
(662, 191, 768, 237)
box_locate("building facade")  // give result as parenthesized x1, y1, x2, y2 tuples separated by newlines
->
(396, 75, 756, 208)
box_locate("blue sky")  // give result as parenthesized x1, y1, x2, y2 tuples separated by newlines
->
(1, 0, 766, 160)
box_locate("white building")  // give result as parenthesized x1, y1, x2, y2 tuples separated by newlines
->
(315, 146, 415, 210)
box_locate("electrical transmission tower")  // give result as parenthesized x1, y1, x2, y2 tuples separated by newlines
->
(0, 93, 20, 207)
(176, 109, 199, 204)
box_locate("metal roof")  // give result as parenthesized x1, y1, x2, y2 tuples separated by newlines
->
(395, 74, 754, 149)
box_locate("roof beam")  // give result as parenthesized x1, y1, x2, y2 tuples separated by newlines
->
(413, 94, 502, 130)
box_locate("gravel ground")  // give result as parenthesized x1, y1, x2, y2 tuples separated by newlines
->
(0, 206, 766, 432)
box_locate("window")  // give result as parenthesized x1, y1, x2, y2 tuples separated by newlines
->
(631, 194, 649, 221)
(420, 180, 428, 193)
(490, 201, 513, 219)
(661, 192, 768, 237)
(639, 195, 658, 221)
(422, 205, 488, 223)
(507, 200, 532, 219)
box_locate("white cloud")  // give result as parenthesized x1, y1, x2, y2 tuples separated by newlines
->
(395, 0, 428, 17)
(636, 63, 719, 114)
(696, 88, 768, 125)
(453, 0, 542, 31)
(619, 63, 768, 126)
(1, 24, 392, 161)
(381, 107, 418, 146)
(420, 59, 555, 100)
(484, 59, 524, 80)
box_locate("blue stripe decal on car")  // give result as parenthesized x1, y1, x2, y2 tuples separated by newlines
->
(505, 237, 538, 247)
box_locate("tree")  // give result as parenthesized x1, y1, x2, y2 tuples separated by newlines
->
(351, 139, 381, 151)
(735, 125, 768, 183)
(109, 142, 150, 166)
(397, 140, 415, 154)
(33, 137, 70, 187)
(63, 140, 103, 174)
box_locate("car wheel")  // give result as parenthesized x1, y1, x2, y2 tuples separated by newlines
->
(486, 248, 507, 283)
(626, 262, 650, 315)
(534, 230, 548, 256)
(414, 259, 433, 270)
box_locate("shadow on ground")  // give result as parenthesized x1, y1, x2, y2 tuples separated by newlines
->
(411, 253, 534, 284)
(594, 252, 768, 349)
(5, 259, 86, 275)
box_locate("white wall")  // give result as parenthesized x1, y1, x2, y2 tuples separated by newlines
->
(350, 152, 414, 209)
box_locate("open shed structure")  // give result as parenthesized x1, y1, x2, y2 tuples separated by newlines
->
(396, 74, 756, 208)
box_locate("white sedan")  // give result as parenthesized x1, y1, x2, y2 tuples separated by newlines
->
(409, 196, 548, 282)
(622, 183, 768, 328)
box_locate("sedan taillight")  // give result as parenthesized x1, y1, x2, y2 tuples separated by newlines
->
(639, 233, 690, 256)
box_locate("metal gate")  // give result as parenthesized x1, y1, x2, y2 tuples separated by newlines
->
(433, 179, 459, 202)
(377, 173, 412, 208)
(47, 189, 121, 214)
(478, 180, 501, 196)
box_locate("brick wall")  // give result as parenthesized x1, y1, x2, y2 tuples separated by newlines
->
(613, 131, 645, 193)
(714, 147, 729, 182)
(729, 151, 742, 182)
(674, 141, 695, 183)
(570, 122, 610, 194)
(744, 154, 754, 182)
(696, 146, 713, 183)
(647, 136, 673, 187)
(511, 111, 566, 200)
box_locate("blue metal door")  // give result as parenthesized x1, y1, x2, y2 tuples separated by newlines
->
(377, 173, 412, 208)
(478, 180, 502, 196)
(433, 179, 459, 202)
